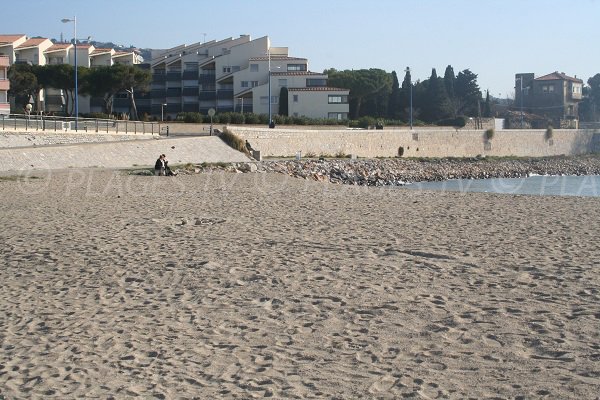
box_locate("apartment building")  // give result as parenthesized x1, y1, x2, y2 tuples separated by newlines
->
(147, 35, 349, 120)
(0, 33, 141, 114)
(515, 71, 584, 127)
(0, 55, 8, 115)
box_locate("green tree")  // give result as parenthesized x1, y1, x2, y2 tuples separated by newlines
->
(443, 65, 457, 116)
(7, 64, 38, 110)
(279, 86, 289, 116)
(423, 68, 452, 122)
(579, 74, 600, 121)
(399, 68, 412, 122)
(45, 64, 76, 115)
(483, 90, 492, 117)
(387, 71, 401, 119)
(455, 69, 481, 116)
(327, 68, 391, 118)
(80, 65, 123, 114)
(113, 64, 151, 120)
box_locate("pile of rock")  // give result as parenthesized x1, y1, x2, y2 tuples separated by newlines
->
(172, 156, 600, 186)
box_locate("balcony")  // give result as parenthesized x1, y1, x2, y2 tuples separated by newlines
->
(151, 89, 167, 99)
(183, 103, 199, 112)
(182, 70, 199, 80)
(152, 74, 166, 83)
(166, 72, 181, 81)
(217, 89, 233, 100)
(0, 56, 9, 67)
(0, 79, 9, 91)
(199, 74, 215, 85)
(199, 91, 216, 101)
(166, 88, 182, 97)
(182, 87, 199, 96)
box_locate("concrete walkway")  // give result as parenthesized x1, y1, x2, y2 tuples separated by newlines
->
(0, 136, 250, 172)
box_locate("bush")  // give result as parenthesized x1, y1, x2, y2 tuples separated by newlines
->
(546, 125, 554, 140)
(485, 128, 495, 140)
(244, 113, 261, 124)
(437, 116, 466, 127)
(219, 127, 249, 155)
(82, 112, 113, 120)
(176, 112, 203, 123)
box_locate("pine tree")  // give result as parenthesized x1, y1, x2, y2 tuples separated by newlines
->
(387, 71, 401, 119)
(423, 68, 452, 122)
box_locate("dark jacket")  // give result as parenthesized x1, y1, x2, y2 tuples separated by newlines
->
(155, 158, 164, 170)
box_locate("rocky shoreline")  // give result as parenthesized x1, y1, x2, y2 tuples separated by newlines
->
(188, 155, 600, 186)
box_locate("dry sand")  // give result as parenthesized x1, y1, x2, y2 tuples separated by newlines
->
(1, 169, 599, 399)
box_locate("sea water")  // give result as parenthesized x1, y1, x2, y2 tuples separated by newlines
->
(403, 175, 600, 197)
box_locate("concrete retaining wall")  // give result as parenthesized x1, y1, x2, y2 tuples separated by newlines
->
(231, 126, 600, 158)
(0, 136, 250, 172)
(0, 132, 153, 148)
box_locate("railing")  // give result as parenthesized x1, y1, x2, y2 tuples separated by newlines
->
(0, 113, 159, 135)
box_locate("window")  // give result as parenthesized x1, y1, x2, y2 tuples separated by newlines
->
(250, 64, 258, 72)
(328, 95, 349, 104)
(278, 79, 288, 87)
(251, 81, 259, 87)
(223, 66, 231, 73)
(241, 81, 249, 88)
(542, 85, 554, 93)
(293, 94, 299, 102)
(328, 112, 348, 120)
(287, 64, 307, 71)
(272, 96, 279, 104)
(306, 78, 327, 87)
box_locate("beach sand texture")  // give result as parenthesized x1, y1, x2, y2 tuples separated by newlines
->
(1, 170, 599, 399)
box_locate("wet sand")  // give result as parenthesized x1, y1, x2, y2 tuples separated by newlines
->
(1, 169, 599, 399)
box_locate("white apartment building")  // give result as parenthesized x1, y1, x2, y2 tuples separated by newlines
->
(148, 35, 349, 121)
(0, 33, 141, 114)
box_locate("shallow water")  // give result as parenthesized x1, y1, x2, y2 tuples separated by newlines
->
(403, 175, 600, 197)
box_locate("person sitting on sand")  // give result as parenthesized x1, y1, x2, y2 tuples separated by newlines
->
(154, 154, 165, 176)
(163, 154, 177, 176)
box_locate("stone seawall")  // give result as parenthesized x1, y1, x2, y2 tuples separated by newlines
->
(0, 131, 154, 149)
(231, 126, 600, 158)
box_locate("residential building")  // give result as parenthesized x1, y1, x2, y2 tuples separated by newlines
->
(516, 71, 583, 127)
(147, 35, 349, 120)
(0, 55, 9, 115)
(0, 33, 141, 114)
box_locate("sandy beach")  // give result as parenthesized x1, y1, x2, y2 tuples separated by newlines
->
(1, 169, 599, 399)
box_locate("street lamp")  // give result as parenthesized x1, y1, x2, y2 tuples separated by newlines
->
(405, 67, 413, 129)
(61, 17, 78, 131)
(161, 103, 167, 122)
(267, 48, 273, 128)
(238, 97, 244, 114)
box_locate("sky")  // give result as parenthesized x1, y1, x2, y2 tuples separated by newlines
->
(3, 0, 599, 98)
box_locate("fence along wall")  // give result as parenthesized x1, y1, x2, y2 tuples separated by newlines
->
(231, 127, 600, 158)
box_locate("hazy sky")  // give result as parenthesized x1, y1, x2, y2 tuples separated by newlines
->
(3, 0, 598, 97)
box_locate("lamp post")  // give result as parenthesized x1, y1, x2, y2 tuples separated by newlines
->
(267, 48, 272, 128)
(161, 103, 167, 122)
(238, 97, 244, 114)
(61, 17, 78, 131)
(405, 67, 413, 129)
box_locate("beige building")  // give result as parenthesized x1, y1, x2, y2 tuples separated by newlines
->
(0, 33, 141, 114)
(148, 35, 349, 121)
(0, 55, 9, 114)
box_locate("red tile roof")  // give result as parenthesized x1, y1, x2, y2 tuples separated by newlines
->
(91, 48, 113, 55)
(536, 71, 583, 83)
(15, 38, 50, 49)
(288, 87, 349, 92)
(0, 34, 26, 44)
(271, 71, 324, 76)
(44, 43, 72, 53)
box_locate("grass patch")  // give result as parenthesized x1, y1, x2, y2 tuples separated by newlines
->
(219, 127, 250, 155)
(0, 175, 43, 182)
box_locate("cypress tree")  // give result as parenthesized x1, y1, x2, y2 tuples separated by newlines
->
(388, 71, 401, 119)
(279, 86, 289, 116)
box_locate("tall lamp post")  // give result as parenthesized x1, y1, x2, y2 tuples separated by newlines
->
(161, 103, 167, 122)
(61, 17, 78, 131)
(267, 48, 273, 128)
(238, 97, 244, 114)
(405, 67, 413, 129)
